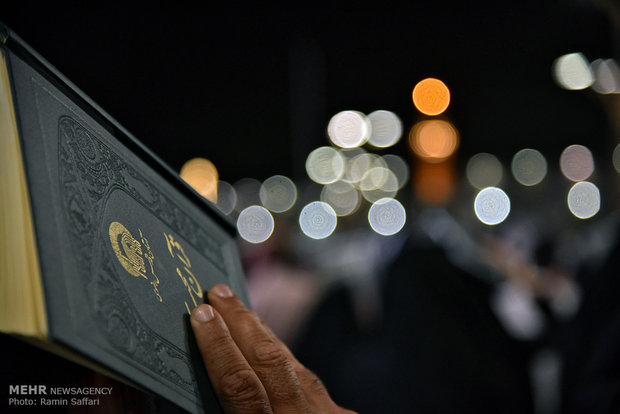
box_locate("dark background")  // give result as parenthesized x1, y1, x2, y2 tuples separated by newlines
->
(2, 3, 620, 413)
(1, 1, 615, 184)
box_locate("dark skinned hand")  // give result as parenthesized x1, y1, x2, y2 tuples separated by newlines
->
(191, 284, 356, 414)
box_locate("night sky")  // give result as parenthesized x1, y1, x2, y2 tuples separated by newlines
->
(1, 2, 614, 184)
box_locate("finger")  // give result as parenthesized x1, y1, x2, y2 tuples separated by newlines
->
(191, 304, 272, 414)
(208, 284, 311, 413)
(256, 317, 344, 411)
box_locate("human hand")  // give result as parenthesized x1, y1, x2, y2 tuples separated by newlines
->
(191, 284, 356, 414)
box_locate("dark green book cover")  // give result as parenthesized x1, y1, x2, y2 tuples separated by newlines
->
(0, 24, 249, 413)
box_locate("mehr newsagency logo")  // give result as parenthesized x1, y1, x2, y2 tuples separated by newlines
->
(8, 384, 113, 408)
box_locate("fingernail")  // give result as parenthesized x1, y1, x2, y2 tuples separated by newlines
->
(192, 304, 214, 322)
(211, 284, 233, 298)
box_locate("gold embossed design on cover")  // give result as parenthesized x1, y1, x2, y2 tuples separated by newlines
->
(163, 232, 203, 314)
(109, 221, 162, 302)
(58, 114, 218, 395)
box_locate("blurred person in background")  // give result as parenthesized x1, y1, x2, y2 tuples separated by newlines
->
(287, 2, 620, 413)
(555, 2, 620, 413)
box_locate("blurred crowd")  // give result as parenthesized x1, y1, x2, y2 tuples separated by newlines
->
(240, 186, 620, 413)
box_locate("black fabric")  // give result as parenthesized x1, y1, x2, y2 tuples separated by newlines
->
(295, 234, 534, 413)
(559, 220, 620, 414)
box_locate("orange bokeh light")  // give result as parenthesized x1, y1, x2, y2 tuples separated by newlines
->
(412, 78, 450, 116)
(409, 120, 459, 162)
(412, 160, 457, 205)
(180, 157, 219, 202)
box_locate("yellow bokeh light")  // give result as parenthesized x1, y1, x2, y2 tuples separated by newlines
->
(409, 120, 459, 162)
(412, 78, 451, 116)
(180, 157, 218, 202)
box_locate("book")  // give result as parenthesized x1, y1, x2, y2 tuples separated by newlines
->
(0, 23, 250, 413)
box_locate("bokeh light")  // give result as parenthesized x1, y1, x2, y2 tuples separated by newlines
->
(215, 180, 237, 215)
(613, 143, 620, 174)
(591, 59, 620, 94)
(306, 146, 345, 184)
(360, 168, 399, 203)
(382, 154, 410, 189)
(412, 78, 451, 116)
(233, 178, 262, 212)
(340, 148, 366, 182)
(466, 153, 503, 189)
(299, 201, 338, 239)
(413, 161, 457, 205)
(553, 53, 594, 90)
(359, 166, 391, 191)
(321, 181, 361, 216)
(340, 147, 366, 161)
(511, 149, 547, 186)
(327, 110, 371, 148)
(367, 110, 402, 148)
(237, 205, 274, 244)
(409, 120, 459, 162)
(368, 198, 406, 236)
(180, 157, 219, 202)
(259, 175, 297, 213)
(567, 181, 600, 219)
(560, 144, 594, 182)
(345, 152, 386, 185)
(474, 187, 511, 225)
